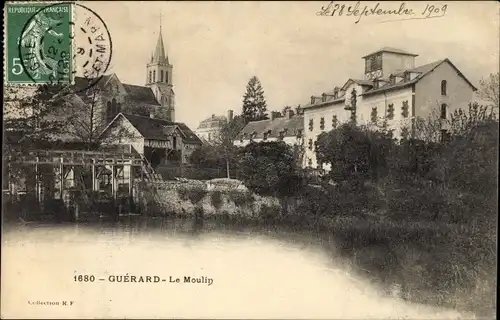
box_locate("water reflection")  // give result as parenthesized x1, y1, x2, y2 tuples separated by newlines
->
(2, 217, 472, 319)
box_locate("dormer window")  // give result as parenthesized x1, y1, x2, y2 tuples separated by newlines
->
(389, 75, 396, 85)
(404, 72, 410, 82)
(321, 93, 327, 102)
(279, 131, 285, 140)
(310, 96, 315, 105)
(263, 130, 271, 141)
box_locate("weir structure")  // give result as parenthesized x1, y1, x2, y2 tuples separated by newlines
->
(3, 149, 163, 221)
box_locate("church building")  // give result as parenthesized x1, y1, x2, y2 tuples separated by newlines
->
(67, 21, 201, 165)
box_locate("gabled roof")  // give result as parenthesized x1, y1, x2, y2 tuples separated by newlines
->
(362, 47, 418, 59)
(122, 84, 159, 105)
(340, 78, 374, 91)
(99, 113, 202, 145)
(237, 115, 304, 140)
(197, 114, 227, 129)
(362, 58, 477, 96)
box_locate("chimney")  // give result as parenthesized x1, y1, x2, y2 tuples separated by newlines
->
(227, 109, 234, 122)
(286, 109, 294, 119)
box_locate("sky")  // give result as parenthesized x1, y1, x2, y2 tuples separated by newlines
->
(84, 1, 499, 129)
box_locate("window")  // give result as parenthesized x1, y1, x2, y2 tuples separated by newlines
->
(309, 119, 314, 131)
(263, 132, 268, 141)
(160, 70, 164, 82)
(441, 80, 447, 96)
(332, 115, 338, 129)
(308, 158, 312, 167)
(440, 103, 447, 119)
(401, 100, 409, 118)
(149, 71, 152, 83)
(314, 140, 318, 151)
(106, 101, 112, 122)
(371, 107, 378, 123)
(165, 71, 168, 83)
(153, 70, 156, 82)
(387, 103, 395, 120)
(320, 117, 325, 130)
(308, 139, 313, 150)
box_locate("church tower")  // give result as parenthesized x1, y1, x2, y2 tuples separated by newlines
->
(146, 15, 175, 121)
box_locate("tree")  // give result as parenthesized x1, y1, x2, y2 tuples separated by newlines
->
(215, 115, 246, 178)
(238, 141, 303, 200)
(4, 84, 69, 150)
(478, 72, 499, 108)
(281, 105, 291, 116)
(242, 76, 268, 123)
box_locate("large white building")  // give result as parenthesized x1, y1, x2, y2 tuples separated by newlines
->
(195, 110, 233, 144)
(302, 47, 477, 169)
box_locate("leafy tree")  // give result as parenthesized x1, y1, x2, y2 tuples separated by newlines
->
(478, 72, 499, 108)
(4, 84, 69, 151)
(316, 123, 394, 185)
(281, 105, 291, 116)
(238, 141, 303, 200)
(242, 76, 268, 123)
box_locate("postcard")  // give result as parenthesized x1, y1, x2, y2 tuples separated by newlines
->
(2, 1, 498, 319)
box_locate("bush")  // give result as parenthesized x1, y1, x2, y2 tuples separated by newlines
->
(228, 190, 254, 207)
(177, 186, 207, 204)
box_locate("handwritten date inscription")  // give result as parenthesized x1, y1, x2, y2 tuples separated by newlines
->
(317, 1, 448, 24)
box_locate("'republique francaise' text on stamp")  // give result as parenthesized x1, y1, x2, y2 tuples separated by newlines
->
(5, 1, 112, 89)
(6, 2, 72, 85)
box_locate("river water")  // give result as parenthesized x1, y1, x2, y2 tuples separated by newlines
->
(1, 217, 473, 319)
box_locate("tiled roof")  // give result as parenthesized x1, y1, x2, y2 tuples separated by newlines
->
(117, 113, 202, 145)
(303, 58, 476, 102)
(122, 84, 159, 105)
(73, 75, 160, 106)
(197, 115, 227, 129)
(237, 115, 304, 140)
(362, 59, 445, 96)
(362, 47, 418, 58)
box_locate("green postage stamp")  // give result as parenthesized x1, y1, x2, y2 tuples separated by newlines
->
(5, 2, 73, 84)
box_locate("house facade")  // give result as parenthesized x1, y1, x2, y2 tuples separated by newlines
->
(302, 47, 477, 169)
(99, 113, 202, 166)
(234, 110, 304, 156)
(195, 110, 233, 144)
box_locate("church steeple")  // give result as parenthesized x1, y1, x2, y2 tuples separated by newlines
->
(146, 12, 175, 122)
(152, 13, 168, 64)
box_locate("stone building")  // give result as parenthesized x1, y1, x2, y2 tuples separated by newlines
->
(302, 47, 477, 169)
(195, 110, 233, 144)
(233, 109, 304, 149)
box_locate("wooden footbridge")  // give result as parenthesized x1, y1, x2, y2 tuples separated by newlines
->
(3, 149, 164, 220)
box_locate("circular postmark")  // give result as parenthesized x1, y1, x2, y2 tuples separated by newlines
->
(17, 2, 112, 93)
